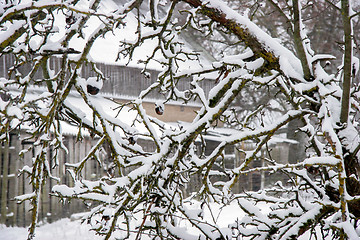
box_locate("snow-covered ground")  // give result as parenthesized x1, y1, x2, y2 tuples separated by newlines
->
(0, 201, 248, 240)
(1, 218, 100, 240)
(0, 201, 329, 239)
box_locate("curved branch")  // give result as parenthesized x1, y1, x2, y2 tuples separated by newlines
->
(181, 0, 304, 81)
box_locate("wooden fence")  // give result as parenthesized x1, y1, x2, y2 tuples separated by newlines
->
(0, 129, 162, 227)
(0, 132, 291, 227)
(0, 132, 102, 227)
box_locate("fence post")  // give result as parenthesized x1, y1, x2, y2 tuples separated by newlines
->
(0, 141, 9, 224)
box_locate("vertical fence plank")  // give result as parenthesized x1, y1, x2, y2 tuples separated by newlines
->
(7, 134, 20, 226)
(67, 136, 77, 215)
(49, 146, 57, 222)
(0, 141, 9, 225)
(16, 143, 26, 227)
(59, 139, 69, 219)
(0, 141, 2, 223)
(11, 134, 22, 226)
(23, 145, 34, 227)
(85, 138, 91, 180)
(40, 147, 52, 223)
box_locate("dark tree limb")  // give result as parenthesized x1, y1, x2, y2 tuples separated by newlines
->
(181, 0, 282, 73)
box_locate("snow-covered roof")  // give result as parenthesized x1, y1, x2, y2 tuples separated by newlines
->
(40, 0, 212, 71)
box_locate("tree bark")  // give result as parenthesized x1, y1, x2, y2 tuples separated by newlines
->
(182, 0, 281, 73)
(292, 0, 312, 80)
(340, 0, 352, 124)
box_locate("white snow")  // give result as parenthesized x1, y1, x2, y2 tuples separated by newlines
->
(86, 76, 103, 90)
(0, 200, 337, 240)
(0, 201, 250, 240)
(0, 218, 100, 240)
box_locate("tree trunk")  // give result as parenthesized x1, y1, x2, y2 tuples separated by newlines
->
(292, 0, 312, 80)
(340, 0, 352, 124)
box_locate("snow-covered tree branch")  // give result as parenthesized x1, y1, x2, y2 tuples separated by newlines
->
(1, 0, 360, 239)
